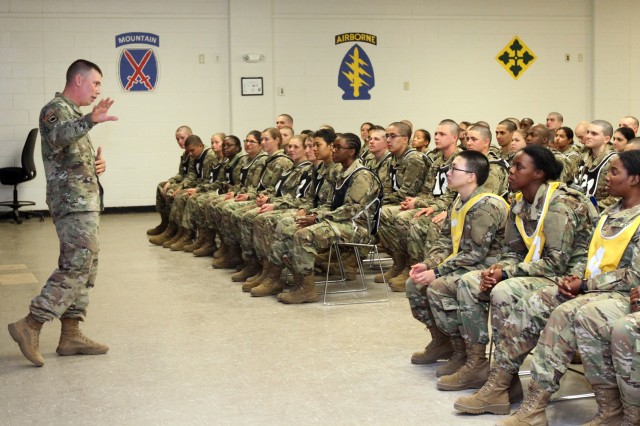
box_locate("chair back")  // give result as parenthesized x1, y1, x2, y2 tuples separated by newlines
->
(21, 128, 38, 181)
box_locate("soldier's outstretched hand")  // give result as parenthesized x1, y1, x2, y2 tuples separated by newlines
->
(91, 97, 118, 124)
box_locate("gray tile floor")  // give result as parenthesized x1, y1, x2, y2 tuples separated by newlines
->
(0, 212, 598, 425)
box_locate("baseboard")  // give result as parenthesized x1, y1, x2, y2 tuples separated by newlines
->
(0, 205, 156, 218)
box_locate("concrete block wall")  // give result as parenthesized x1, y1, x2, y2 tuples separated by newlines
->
(0, 0, 635, 209)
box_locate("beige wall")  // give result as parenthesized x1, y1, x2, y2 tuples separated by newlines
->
(0, 0, 633, 208)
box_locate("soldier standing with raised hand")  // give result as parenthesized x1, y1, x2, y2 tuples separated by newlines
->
(8, 59, 117, 367)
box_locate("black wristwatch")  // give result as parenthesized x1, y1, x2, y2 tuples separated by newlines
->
(501, 271, 508, 281)
(433, 267, 441, 279)
(579, 280, 588, 294)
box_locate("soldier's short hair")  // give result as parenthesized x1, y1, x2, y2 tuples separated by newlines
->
(439, 119, 460, 138)
(66, 59, 102, 85)
(176, 125, 193, 136)
(618, 150, 640, 174)
(499, 119, 517, 133)
(315, 128, 337, 145)
(278, 114, 294, 126)
(185, 135, 203, 148)
(521, 145, 563, 181)
(225, 135, 242, 149)
(468, 124, 492, 143)
(456, 150, 489, 186)
(625, 137, 640, 151)
(389, 122, 412, 140)
(340, 132, 361, 157)
(262, 127, 283, 143)
(592, 120, 614, 138)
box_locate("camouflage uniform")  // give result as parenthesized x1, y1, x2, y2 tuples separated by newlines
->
(287, 160, 380, 275)
(29, 92, 103, 322)
(364, 151, 393, 197)
(457, 183, 597, 347)
(611, 312, 640, 408)
(575, 145, 619, 211)
(210, 152, 267, 244)
(239, 160, 312, 259)
(201, 152, 247, 232)
(377, 148, 429, 255)
(168, 148, 217, 228)
(519, 203, 640, 395)
(485, 151, 509, 198)
(405, 187, 508, 333)
(217, 150, 292, 247)
(155, 152, 189, 216)
(558, 143, 582, 185)
(181, 154, 226, 232)
(395, 148, 460, 264)
(267, 162, 342, 266)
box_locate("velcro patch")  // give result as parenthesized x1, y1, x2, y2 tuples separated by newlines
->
(44, 110, 58, 124)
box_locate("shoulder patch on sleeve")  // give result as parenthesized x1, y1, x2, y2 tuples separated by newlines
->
(43, 110, 58, 124)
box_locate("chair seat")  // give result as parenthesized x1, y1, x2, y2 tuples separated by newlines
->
(0, 167, 29, 185)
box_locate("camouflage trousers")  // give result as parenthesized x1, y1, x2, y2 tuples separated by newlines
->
(426, 266, 488, 338)
(573, 293, 640, 396)
(458, 274, 551, 346)
(395, 209, 443, 264)
(377, 205, 403, 254)
(169, 191, 190, 226)
(252, 209, 297, 261)
(494, 282, 573, 375)
(30, 211, 100, 322)
(213, 199, 256, 245)
(288, 221, 368, 275)
(406, 268, 472, 331)
(203, 193, 228, 231)
(239, 207, 262, 258)
(268, 215, 299, 267)
(529, 292, 625, 393)
(155, 181, 181, 215)
(611, 312, 640, 407)
(181, 191, 219, 231)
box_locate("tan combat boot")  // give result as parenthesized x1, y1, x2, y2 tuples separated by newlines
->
(250, 265, 284, 297)
(193, 231, 217, 257)
(436, 335, 467, 377)
(411, 325, 454, 365)
(437, 343, 489, 390)
(183, 228, 205, 252)
(388, 267, 410, 292)
(583, 386, 623, 425)
(146, 211, 169, 236)
(242, 259, 271, 292)
(454, 367, 514, 415)
(170, 228, 194, 251)
(213, 240, 227, 259)
(211, 243, 242, 269)
(278, 273, 318, 304)
(8, 313, 45, 367)
(163, 226, 185, 248)
(498, 380, 551, 426)
(56, 318, 109, 356)
(148, 222, 177, 246)
(374, 251, 406, 283)
(231, 256, 261, 282)
(621, 401, 639, 426)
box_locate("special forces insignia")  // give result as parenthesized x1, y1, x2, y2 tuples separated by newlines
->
(115, 32, 160, 92)
(338, 43, 375, 100)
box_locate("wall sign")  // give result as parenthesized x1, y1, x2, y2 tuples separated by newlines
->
(241, 77, 263, 96)
(496, 35, 536, 80)
(115, 32, 160, 92)
(336, 33, 376, 100)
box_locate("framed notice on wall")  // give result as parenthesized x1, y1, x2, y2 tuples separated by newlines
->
(241, 77, 263, 96)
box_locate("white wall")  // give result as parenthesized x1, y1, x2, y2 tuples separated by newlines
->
(0, 0, 635, 210)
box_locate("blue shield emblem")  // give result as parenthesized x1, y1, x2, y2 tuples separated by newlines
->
(118, 48, 159, 92)
(338, 43, 375, 100)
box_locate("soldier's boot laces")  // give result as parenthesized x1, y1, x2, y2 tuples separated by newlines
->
(8, 314, 45, 367)
(497, 380, 551, 426)
(436, 335, 467, 377)
(183, 229, 206, 252)
(453, 367, 513, 415)
(243, 259, 271, 292)
(56, 318, 109, 356)
(583, 386, 623, 426)
(437, 342, 489, 390)
(170, 229, 194, 251)
(148, 223, 177, 246)
(251, 265, 284, 297)
(278, 273, 318, 304)
(411, 325, 454, 365)
(388, 267, 410, 292)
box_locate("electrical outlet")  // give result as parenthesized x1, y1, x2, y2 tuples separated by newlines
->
(199, 54, 205, 64)
(403, 81, 410, 91)
(565, 54, 570, 62)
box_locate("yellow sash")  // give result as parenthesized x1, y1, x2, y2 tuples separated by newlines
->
(443, 193, 510, 262)
(514, 182, 561, 262)
(584, 213, 640, 279)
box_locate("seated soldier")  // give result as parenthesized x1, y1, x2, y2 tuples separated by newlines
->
(263, 133, 380, 304)
(406, 151, 508, 376)
(147, 125, 192, 237)
(452, 146, 597, 402)
(495, 119, 516, 161)
(472, 150, 640, 425)
(551, 126, 581, 183)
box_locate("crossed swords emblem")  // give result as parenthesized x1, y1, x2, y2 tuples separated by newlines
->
(124, 49, 154, 91)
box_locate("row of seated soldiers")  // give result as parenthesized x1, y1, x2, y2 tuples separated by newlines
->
(146, 119, 639, 424)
